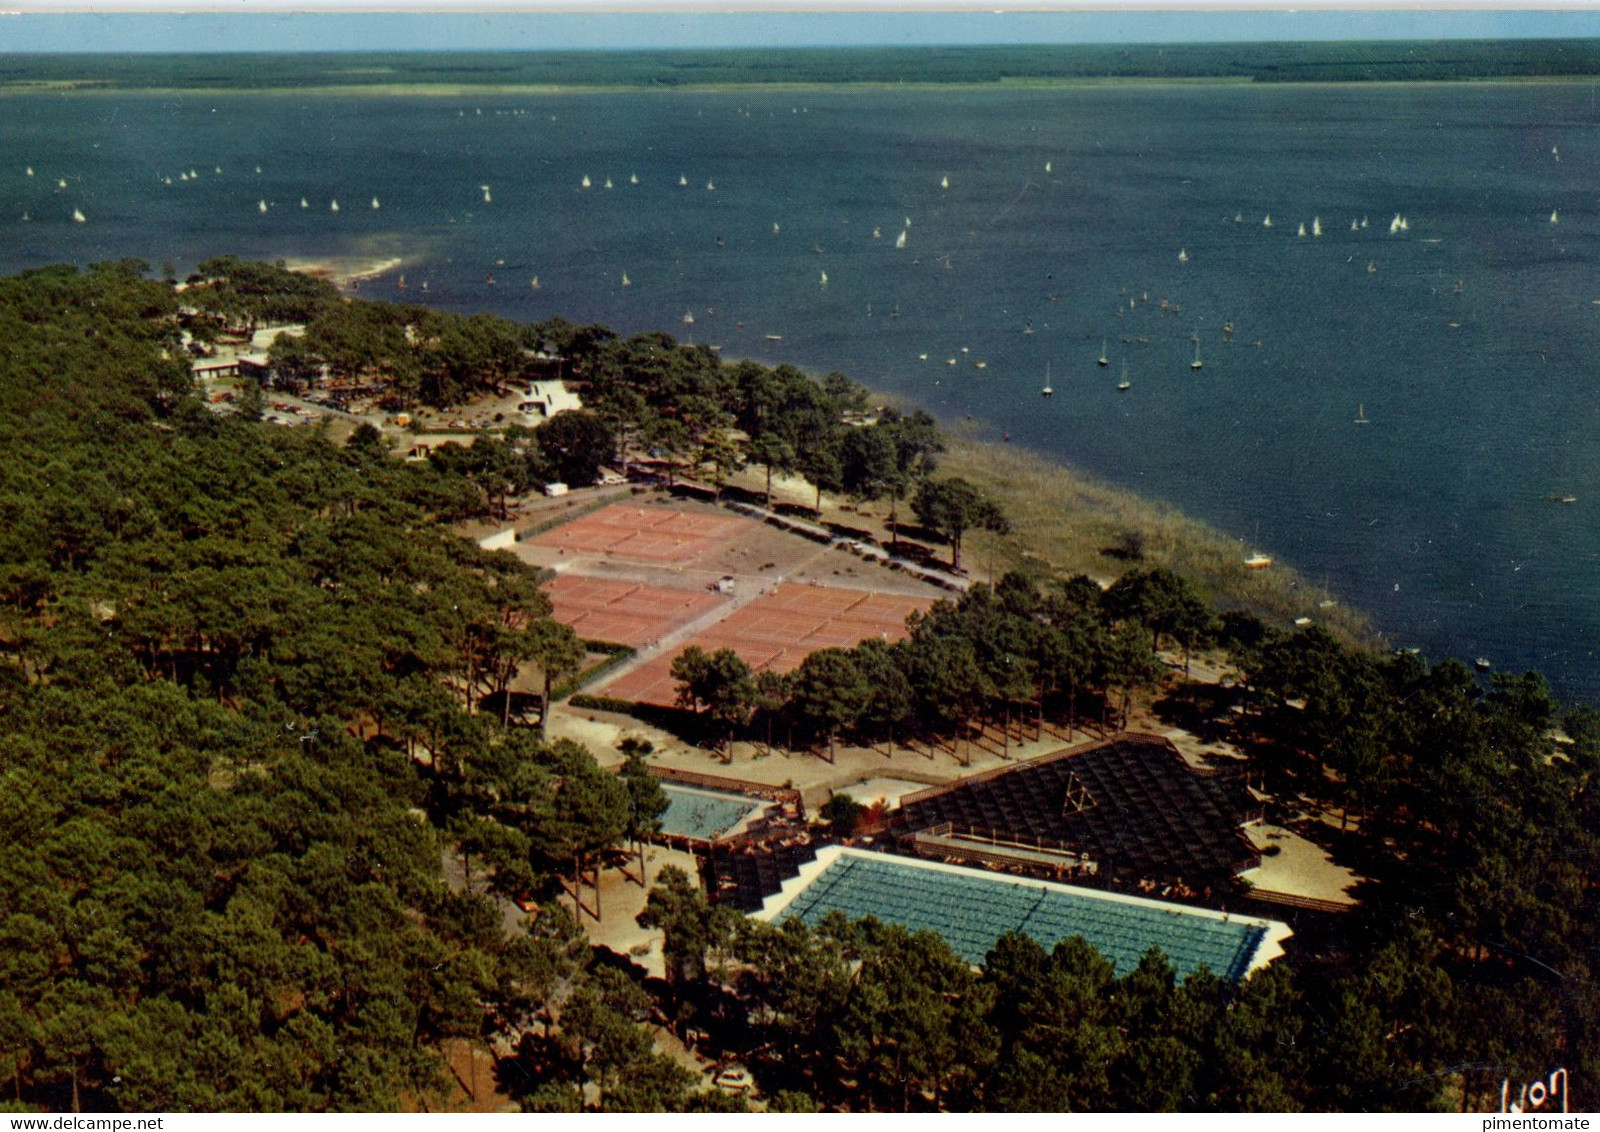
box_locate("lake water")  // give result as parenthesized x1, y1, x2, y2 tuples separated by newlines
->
(7, 80, 1600, 699)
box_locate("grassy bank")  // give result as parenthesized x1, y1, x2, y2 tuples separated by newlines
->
(938, 433, 1378, 647)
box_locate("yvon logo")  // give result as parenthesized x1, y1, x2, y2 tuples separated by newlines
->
(1501, 1067, 1569, 1113)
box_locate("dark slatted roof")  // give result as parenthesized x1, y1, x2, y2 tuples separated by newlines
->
(892, 737, 1259, 887)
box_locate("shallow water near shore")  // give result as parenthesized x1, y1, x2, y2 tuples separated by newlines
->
(6, 79, 1600, 698)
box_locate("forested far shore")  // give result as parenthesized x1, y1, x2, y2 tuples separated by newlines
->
(0, 259, 1595, 1113)
(5, 40, 1600, 93)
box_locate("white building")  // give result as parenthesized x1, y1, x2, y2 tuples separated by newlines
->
(519, 380, 583, 420)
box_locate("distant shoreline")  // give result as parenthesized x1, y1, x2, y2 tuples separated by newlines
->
(6, 75, 1600, 98)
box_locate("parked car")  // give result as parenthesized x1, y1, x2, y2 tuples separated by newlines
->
(710, 1064, 753, 1094)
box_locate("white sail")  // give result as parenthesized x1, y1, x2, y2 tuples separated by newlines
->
(604, 177, 613, 189)
(371, 197, 380, 209)
(25, 167, 32, 177)
(820, 270, 829, 286)
(621, 272, 631, 287)
(679, 174, 688, 186)
(530, 276, 539, 290)
(1298, 222, 1307, 237)
(72, 208, 85, 223)
(331, 199, 340, 212)
(1263, 214, 1273, 228)
(773, 222, 781, 234)
(1178, 248, 1189, 263)
(300, 198, 309, 209)
(706, 180, 715, 190)
(481, 185, 491, 203)
(581, 175, 591, 188)
(1045, 161, 1053, 174)
(57, 178, 67, 189)
(895, 229, 907, 249)
(630, 173, 639, 185)
(258, 199, 268, 213)
(940, 174, 950, 190)
(1551, 209, 1560, 225)
(873, 227, 882, 239)
(1312, 216, 1322, 237)
(1389, 213, 1402, 234)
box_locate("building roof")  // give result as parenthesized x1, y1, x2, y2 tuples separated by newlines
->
(756, 846, 1290, 981)
(893, 735, 1259, 887)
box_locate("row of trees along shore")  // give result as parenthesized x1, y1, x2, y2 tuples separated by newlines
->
(0, 259, 1594, 1111)
(191, 255, 1005, 564)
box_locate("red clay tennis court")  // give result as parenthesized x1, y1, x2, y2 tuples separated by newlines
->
(528, 503, 758, 564)
(545, 575, 727, 648)
(598, 583, 936, 708)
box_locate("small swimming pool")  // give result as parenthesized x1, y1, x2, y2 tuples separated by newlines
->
(657, 784, 766, 841)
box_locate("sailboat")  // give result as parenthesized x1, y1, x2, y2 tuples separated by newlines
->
(300, 197, 309, 209)
(1361, 216, 1370, 228)
(820, 270, 829, 286)
(1263, 214, 1274, 228)
(1355, 404, 1370, 425)
(1045, 161, 1053, 174)
(72, 208, 86, 223)
(481, 185, 491, 203)
(1042, 362, 1053, 397)
(630, 173, 639, 185)
(1389, 213, 1403, 234)
(683, 310, 695, 327)
(679, 174, 688, 186)
(24, 167, 32, 177)
(706, 179, 715, 191)
(904, 215, 912, 229)
(1190, 336, 1203, 371)
(1118, 357, 1131, 391)
(895, 229, 907, 249)
(773, 222, 781, 234)
(873, 227, 882, 239)
(1312, 216, 1322, 237)
(1234, 212, 1243, 223)
(603, 177, 613, 189)
(1178, 248, 1189, 263)
(1297, 221, 1307, 238)
(530, 276, 539, 290)
(57, 178, 67, 190)
(258, 199, 268, 214)
(581, 175, 591, 189)
(371, 197, 380, 209)
(1098, 339, 1109, 367)
(1551, 209, 1560, 225)
(1367, 260, 1377, 274)
(940, 174, 950, 189)
(621, 272, 631, 287)
(330, 199, 340, 212)
(1351, 219, 1360, 231)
